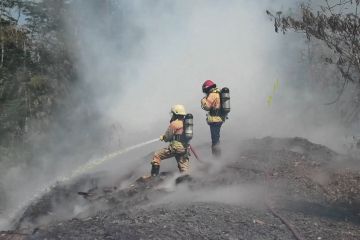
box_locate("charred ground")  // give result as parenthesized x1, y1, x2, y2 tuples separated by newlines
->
(1, 137, 360, 240)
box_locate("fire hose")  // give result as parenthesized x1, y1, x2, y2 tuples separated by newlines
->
(265, 170, 305, 240)
(189, 144, 202, 163)
(190, 149, 304, 240)
(64, 139, 205, 183)
(66, 139, 204, 184)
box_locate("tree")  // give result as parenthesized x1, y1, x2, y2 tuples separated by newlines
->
(0, 0, 75, 146)
(267, 0, 360, 124)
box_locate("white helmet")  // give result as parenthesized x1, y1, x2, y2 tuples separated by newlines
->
(171, 104, 186, 116)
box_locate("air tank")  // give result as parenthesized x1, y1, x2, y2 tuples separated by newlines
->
(184, 113, 193, 141)
(221, 87, 230, 114)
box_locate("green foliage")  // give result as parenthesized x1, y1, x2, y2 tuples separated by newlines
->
(0, 0, 114, 165)
(29, 75, 47, 90)
(0, 0, 76, 150)
(267, 1, 360, 125)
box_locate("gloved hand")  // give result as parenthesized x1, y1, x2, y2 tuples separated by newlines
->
(160, 135, 165, 141)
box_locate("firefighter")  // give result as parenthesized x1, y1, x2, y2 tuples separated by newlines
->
(150, 105, 191, 176)
(201, 80, 224, 156)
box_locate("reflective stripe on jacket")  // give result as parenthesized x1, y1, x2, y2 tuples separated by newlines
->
(201, 88, 223, 123)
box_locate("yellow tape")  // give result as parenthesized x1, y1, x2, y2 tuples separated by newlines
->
(273, 79, 279, 93)
(267, 79, 280, 106)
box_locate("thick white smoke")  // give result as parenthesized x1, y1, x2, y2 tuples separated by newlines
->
(68, 0, 346, 149)
(0, 0, 352, 230)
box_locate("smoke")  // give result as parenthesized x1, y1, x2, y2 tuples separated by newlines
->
(0, 0, 355, 230)
(66, 0, 349, 151)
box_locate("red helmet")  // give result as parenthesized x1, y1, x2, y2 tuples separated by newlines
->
(202, 80, 216, 93)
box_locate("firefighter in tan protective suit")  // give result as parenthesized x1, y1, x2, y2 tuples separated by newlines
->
(201, 80, 224, 156)
(150, 105, 190, 176)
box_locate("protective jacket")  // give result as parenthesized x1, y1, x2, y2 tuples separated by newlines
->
(151, 118, 189, 172)
(201, 88, 223, 123)
(162, 119, 187, 151)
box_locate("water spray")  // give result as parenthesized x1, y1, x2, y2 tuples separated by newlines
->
(63, 138, 159, 181)
(7, 138, 159, 229)
(7, 138, 203, 229)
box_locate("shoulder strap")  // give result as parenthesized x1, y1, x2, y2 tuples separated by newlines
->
(210, 88, 221, 94)
(207, 87, 220, 97)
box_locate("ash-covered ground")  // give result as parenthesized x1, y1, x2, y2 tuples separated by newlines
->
(1, 137, 360, 240)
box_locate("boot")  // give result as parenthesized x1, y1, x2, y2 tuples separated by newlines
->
(151, 165, 160, 177)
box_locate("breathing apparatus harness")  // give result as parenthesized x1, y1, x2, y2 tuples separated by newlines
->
(208, 88, 222, 116)
(204, 87, 231, 120)
(172, 114, 193, 145)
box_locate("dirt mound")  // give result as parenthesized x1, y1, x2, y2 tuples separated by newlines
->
(6, 137, 360, 239)
(29, 203, 296, 240)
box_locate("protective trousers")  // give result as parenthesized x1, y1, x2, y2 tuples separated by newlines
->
(209, 122, 222, 145)
(209, 122, 223, 156)
(151, 146, 190, 173)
